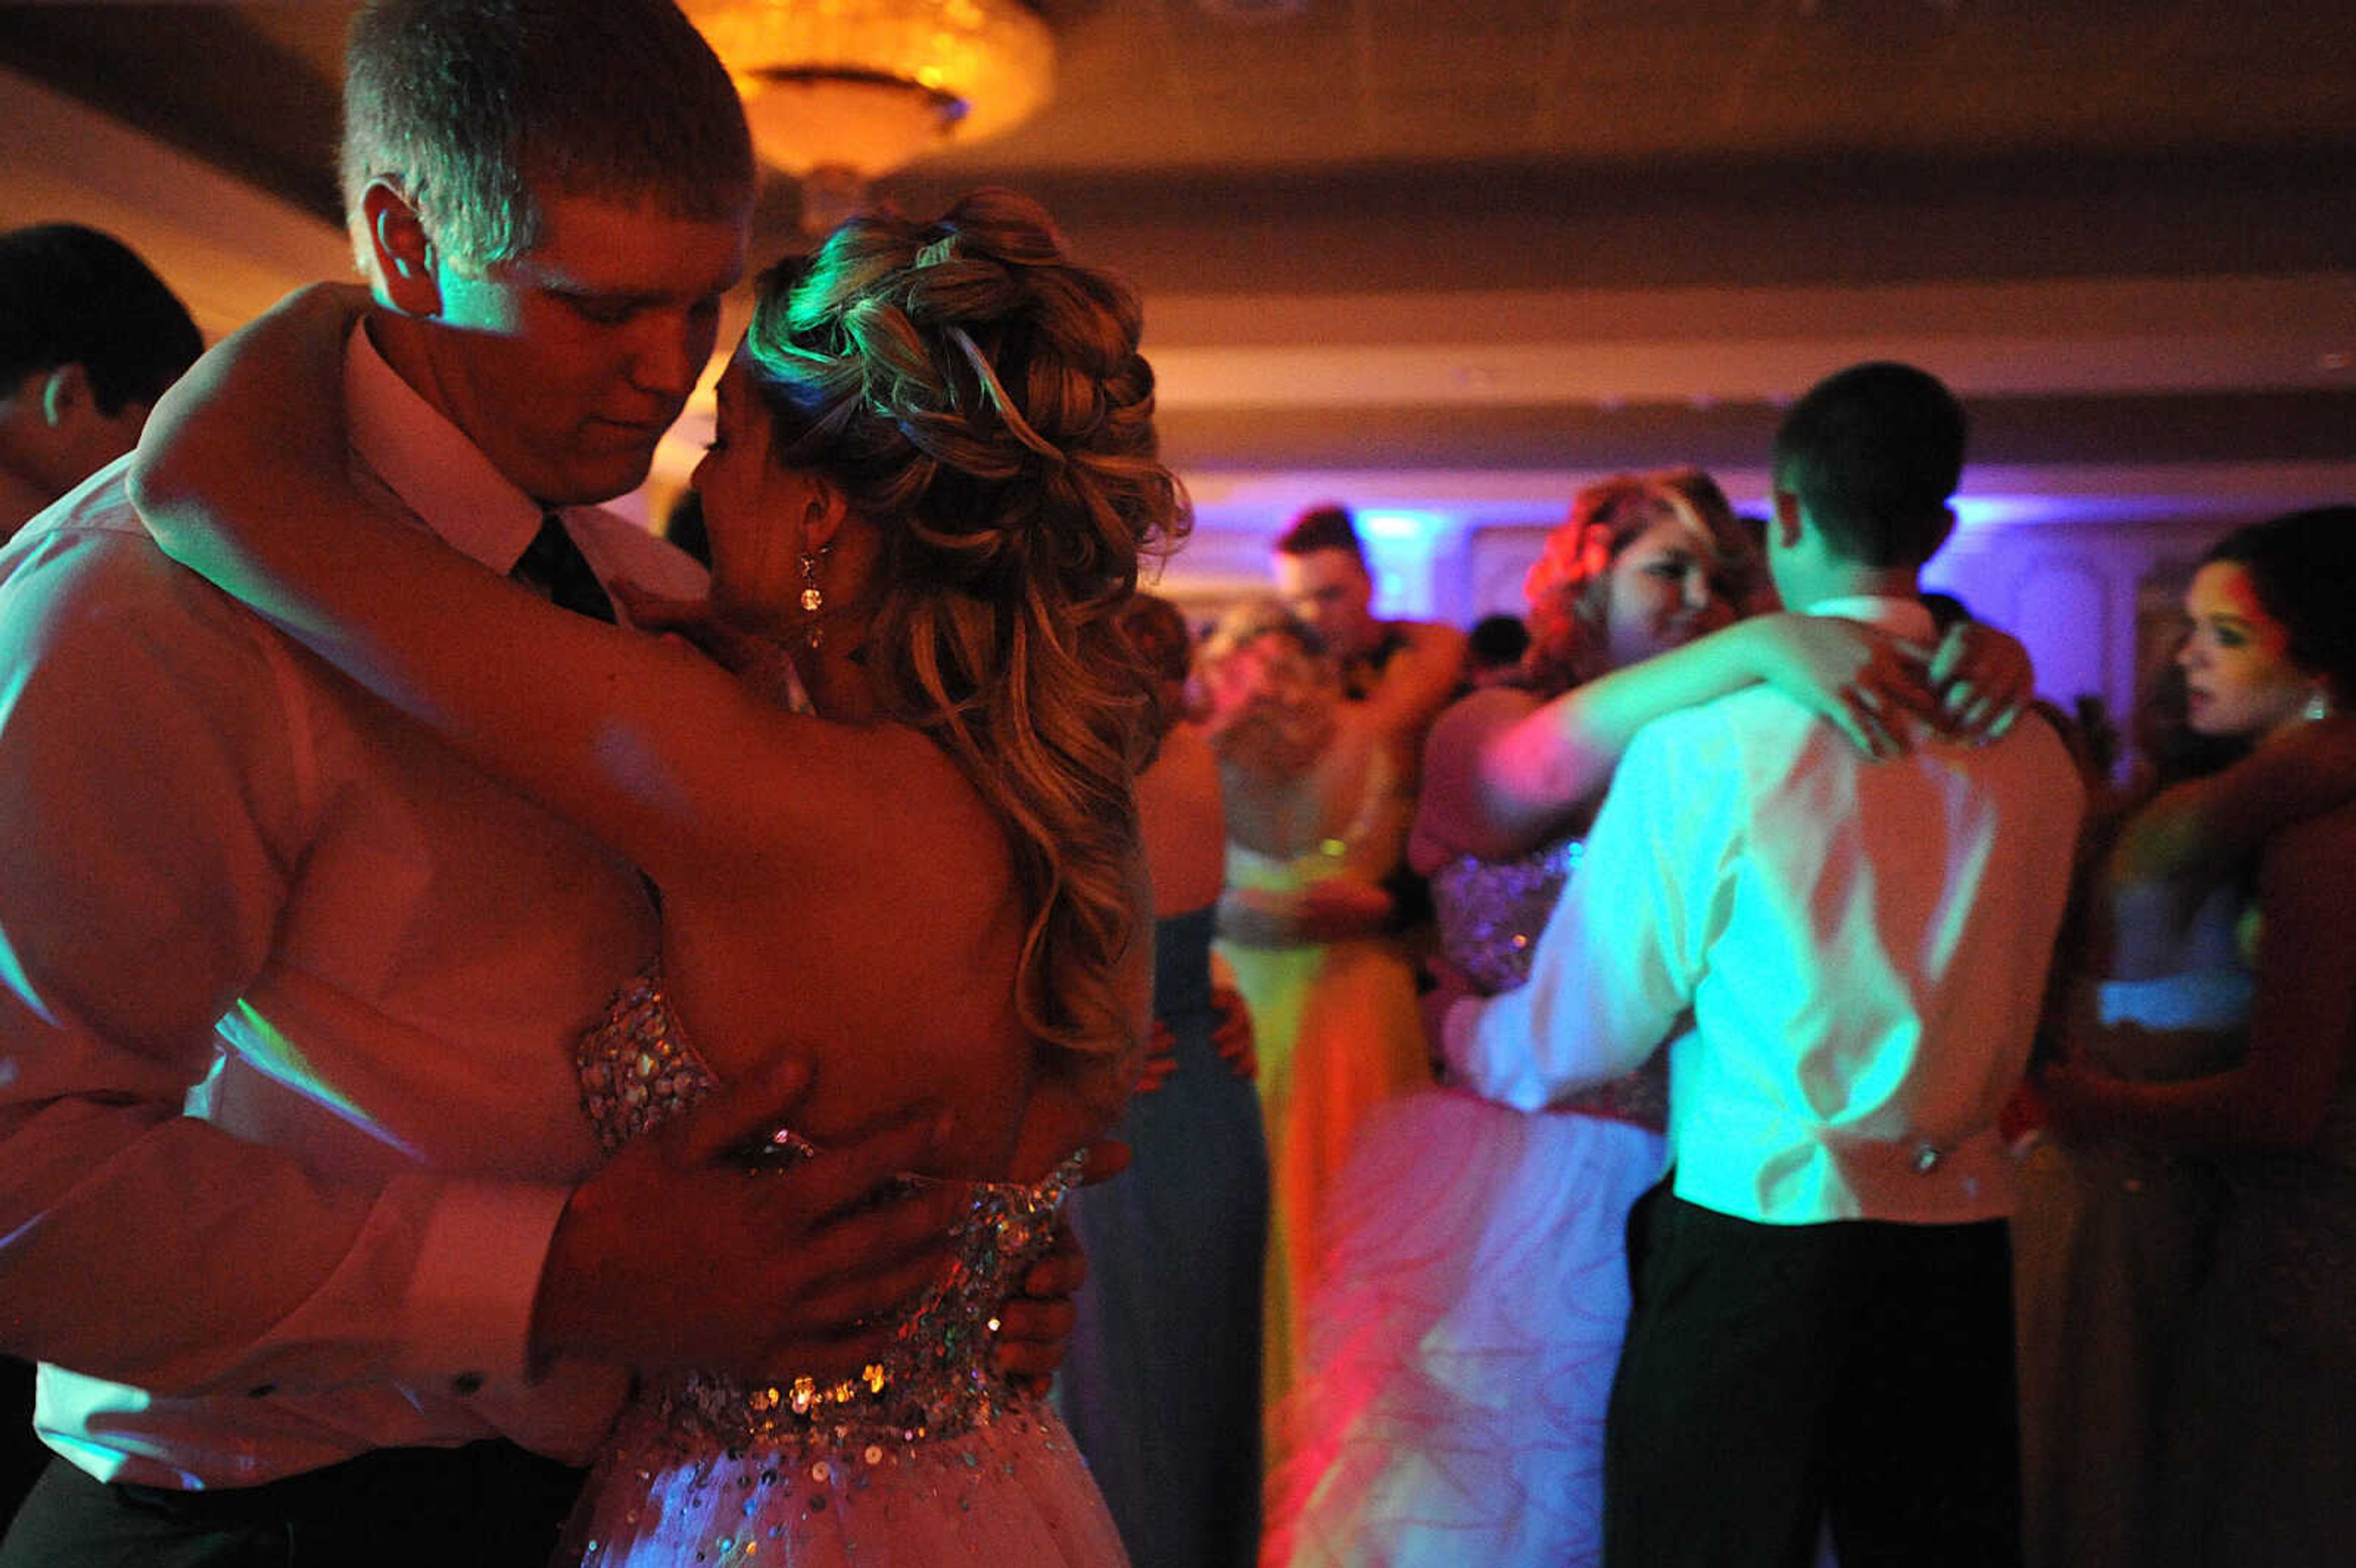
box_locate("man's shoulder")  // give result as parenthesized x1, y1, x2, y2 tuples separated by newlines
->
(0, 459, 285, 668)
(4, 456, 141, 550)
(3, 460, 173, 607)
(1638, 682, 1811, 758)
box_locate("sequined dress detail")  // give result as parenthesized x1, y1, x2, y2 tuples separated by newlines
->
(1267, 840, 1671, 1568)
(561, 967, 1128, 1568)
(1430, 840, 1665, 1130)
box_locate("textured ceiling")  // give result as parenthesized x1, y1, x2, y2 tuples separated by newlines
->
(927, 0, 2356, 174)
(1, 0, 2350, 538)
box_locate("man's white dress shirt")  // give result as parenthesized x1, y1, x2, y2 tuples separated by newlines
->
(0, 328, 704, 1487)
(1445, 597, 2083, 1227)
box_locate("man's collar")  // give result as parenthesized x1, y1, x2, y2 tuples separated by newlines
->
(1803, 593, 1937, 643)
(344, 321, 546, 573)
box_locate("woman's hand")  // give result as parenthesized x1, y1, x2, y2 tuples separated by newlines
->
(1134, 1020, 1179, 1095)
(2034, 1056, 2126, 1142)
(609, 578, 807, 711)
(1919, 620, 2032, 742)
(1209, 983, 1257, 1081)
(1750, 613, 1938, 760)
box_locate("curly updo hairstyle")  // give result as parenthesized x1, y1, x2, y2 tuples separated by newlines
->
(1522, 468, 1752, 694)
(744, 188, 1191, 1061)
(1118, 591, 1198, 751)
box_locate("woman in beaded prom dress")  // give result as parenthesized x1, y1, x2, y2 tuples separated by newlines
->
(563, 974, 1118, 1565)
(1266, 473, 2024, 1568)
(134, 191, 1188, 1568)
(1058, 594, 1271, 1568)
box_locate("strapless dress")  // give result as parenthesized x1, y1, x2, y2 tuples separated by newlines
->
(560, 966, 1127, 1568)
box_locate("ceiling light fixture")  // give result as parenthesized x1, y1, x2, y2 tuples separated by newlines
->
(680, 0, 1056, 235)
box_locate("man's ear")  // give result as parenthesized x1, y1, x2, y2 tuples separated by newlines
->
(1770, 486, 1805, 549)
(361, 181, 442, 317)
(36, 363, 94, 430)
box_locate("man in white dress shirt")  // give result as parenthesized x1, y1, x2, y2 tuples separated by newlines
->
(1445, 363, 2082, 1567)
(0, 4, 1068, 1562)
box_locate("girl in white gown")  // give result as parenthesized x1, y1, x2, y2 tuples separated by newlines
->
(1268, 472, 2025, 1568)
(133, 190, 1186, 1568)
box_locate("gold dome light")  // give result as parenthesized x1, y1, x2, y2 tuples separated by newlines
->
(681, 0, 1056, 231)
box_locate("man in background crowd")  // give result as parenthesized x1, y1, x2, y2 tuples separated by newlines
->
(0, 223, 203, 541)
(1271, 503, 1465, 769)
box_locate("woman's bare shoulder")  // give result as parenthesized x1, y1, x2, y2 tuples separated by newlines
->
(1426, 685, 1544, 751)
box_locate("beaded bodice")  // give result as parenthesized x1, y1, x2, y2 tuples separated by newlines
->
(1431, 838, 1585, 994)
(576, 966, 1082, 1452)
(1430, 840, 1669, 1132)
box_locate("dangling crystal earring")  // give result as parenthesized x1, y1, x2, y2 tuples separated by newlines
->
(2304, 691, 2333, 723)
(799, 549, 826, 649)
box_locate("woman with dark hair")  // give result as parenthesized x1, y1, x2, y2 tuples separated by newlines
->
(133, 190, 1184, 1567)
(1059, 593, 1270, 1568)
(2039, 505, 2356, 1568)
(2011, 655, 2252, 1568)
(1265, 471, 2025, 1568)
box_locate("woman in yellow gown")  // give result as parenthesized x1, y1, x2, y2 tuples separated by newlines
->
(1200, 601, 1433, 1472)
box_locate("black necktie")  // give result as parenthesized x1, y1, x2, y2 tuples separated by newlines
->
(510, 512, 615, 624)
(512, 510, 659, 909)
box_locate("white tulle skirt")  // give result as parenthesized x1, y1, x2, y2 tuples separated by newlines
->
(1264, 1087, 1667, 1568)
(563, 1396, 1129, 1568)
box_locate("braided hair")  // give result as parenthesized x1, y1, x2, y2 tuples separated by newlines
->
(744, 188, 1190, 1059)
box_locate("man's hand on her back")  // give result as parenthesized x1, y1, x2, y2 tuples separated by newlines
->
(992, 1138, 1126, 1395)
(530, 1050, 961, 1386)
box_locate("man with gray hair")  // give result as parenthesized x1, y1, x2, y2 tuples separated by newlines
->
(0, 5, 1071, 1562)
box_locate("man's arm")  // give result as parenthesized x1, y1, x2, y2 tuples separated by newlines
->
(1474, 612, 1996, 861)
(1354, 618, 1466, 756)
(0, 537, 962, 1403)
(1442, 715, 1721, 1108)
(0, 534, 481, 1394)
(2109, 714, 2356, 890)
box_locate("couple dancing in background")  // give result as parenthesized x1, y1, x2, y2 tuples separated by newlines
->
(0, 2, 1180, 1566)
(1269, 370, 2069, 1568)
